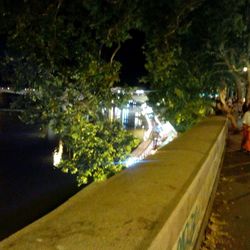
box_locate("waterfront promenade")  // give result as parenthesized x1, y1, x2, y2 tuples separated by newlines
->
(1, 117, 250, 249)
(201, 130, 250, 250)
(0, 116, 226, 250)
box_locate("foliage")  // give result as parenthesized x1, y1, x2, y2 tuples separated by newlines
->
(57, 120, 139, 185)
(0, 0, 140, 185)
(140, 0, 213, 131)
(144, 48, 211, 131)
(1, 0, 247, 184)
(142, 0, 250, 130)
(187, 0, 249, 98)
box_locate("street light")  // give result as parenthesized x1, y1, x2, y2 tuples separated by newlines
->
(243, 66, 248, 72)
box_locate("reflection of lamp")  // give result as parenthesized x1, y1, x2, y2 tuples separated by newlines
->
(53, 140, 63, 166)
(243, 66, 248, 72)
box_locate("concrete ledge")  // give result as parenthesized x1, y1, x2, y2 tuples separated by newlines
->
(0, 116, 227, 250)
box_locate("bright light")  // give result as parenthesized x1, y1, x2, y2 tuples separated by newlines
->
(53, 140, 63, 166)
(141, 103, 153, 114)
(143, 113, 153, 141)
(151, 149, 157, 155)
(154, 115, 161, 126)
(135, 89, 144, 95)
(243, 67, 248, 72)
(125, 157, 138, 167)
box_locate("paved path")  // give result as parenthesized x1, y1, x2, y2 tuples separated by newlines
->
(201, 131, 250, 250)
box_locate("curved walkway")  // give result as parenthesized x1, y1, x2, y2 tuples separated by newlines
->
(201, 131, 250, 250)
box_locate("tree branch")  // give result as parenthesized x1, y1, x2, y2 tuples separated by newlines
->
(110, 42, 121, 64)
(222, 52, 246, 82)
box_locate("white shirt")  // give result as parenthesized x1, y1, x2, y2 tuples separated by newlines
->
(242, 111, 250, 126)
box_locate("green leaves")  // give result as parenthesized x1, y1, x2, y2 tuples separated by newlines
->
(2, 0, 242, 184)
(56, 120, 139, 185)
(0, 1, 144, 186)
(174, 88, 184, 99)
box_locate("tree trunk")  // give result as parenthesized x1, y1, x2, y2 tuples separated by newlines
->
(236, 79, 243, 100)
(246, 63, 250, 103)
(236, 79, 245, 100)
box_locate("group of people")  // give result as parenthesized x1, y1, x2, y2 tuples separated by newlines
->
(214, 87, 250, 153)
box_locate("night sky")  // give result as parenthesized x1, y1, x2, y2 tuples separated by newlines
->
(0, 35, 5, 86)
(0, 29, 147, 88)
(116, 30, 147, 88)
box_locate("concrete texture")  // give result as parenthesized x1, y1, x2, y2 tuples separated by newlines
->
(0, 116, 226, 250)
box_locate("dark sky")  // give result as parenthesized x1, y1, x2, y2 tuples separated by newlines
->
(0, 38, 4, 86)
(0, 30, 147, 88)
(116, 30, 147, 88)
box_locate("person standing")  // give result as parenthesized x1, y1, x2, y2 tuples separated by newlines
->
(218, 87, 239, 131)
(241, 104, 250, 153)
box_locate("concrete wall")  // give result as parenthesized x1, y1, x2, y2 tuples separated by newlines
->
(0, 116, 227, 250)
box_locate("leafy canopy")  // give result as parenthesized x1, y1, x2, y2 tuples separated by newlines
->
(0, 0, 140, 185)
(1, 0, 245, 183)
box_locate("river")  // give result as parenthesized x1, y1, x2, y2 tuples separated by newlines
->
(0, 111, 80, 241)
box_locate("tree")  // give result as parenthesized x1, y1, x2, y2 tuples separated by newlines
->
(2, 0, 238, 184)
(0, 0, 140, 185)
(189, 0, 249, 101)
(142, 0, 250, 131)
(139, 0, 212, 131)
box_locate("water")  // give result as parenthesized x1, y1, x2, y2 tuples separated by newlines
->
(0, 111, 80, 241)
